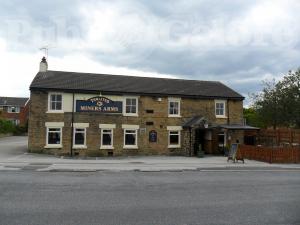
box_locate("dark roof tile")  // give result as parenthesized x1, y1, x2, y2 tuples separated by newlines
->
(30, 70, 244, 100)
(0, 97, 29, 106)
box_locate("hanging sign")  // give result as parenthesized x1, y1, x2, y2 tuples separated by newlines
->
(149, 130, 157, 142)
(76, 96, 122, 113)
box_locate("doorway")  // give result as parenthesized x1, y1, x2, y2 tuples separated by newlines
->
(194, 129, 205, 156)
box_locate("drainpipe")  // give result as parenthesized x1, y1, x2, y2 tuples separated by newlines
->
(70, 93, 75, 157)
(227, 99, 230, 125)
(189, 127, 192, 156)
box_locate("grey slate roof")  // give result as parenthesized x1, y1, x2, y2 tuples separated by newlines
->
(30, 70, 244, 100)
(0, 97, 29, 106)
(183, 116, 207, 128)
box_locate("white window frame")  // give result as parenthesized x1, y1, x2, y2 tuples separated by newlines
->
(47, 92, 63, 113)
(123, 96, 138, 117)
(122, 125, 139, 149)
(45, 122, 64, 148)
(167, 126, 182, 148)
(7, 106, 20, 113)
(72, 123, 89, 149)
(168, 98, 181, 117)
(99, 124, 116, 149)
(100, 129, 114, 149)
(215, 100, 227, 118)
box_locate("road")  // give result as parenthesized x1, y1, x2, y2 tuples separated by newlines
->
(0, 170, 299, 225)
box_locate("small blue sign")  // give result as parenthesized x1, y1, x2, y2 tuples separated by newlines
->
(149, 130, 157, 142)
(76, 96, 122, 113)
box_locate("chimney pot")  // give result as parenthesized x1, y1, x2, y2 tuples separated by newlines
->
(39, 56, 48, 72)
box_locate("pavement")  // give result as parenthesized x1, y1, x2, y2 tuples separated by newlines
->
(1, 136, 300, 172)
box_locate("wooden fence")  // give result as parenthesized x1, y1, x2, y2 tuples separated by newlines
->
(239, 145, 300, 164)
(257, 129, 300, 147)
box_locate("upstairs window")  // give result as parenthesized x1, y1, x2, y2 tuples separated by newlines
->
(8, 106, 20, 113)
(215, 100, 226, 117)
(168, 98, 180, 117)
(124, 97, 138, 116)
(49, 94, 62, 111)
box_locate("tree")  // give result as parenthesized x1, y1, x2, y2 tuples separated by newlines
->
(243, 108, 265, 128)
(251, 68, 300, 129)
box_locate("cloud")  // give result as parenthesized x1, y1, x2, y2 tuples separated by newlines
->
(0, 0, 299, 104)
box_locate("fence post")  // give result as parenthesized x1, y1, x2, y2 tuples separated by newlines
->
(269, 148, 273, 164)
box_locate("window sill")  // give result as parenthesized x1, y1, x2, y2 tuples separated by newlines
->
(123, 146, 138, 149)
(44, 144, 62, 149)
(123, 113, 138, 117)
(215, 115, 227, 119)
(72, 145, 87, 149)
(46, 110, 64, 114)
(168, 145, 181, 148)
(168, 114, 181, 118)
(100, 146, 114, 150)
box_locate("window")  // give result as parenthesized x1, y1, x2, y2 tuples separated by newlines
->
(124, 97, 138, 116)
(49, 93, 62, 111)
(215, 100, 226, 117)
(122, 125, 139, 148)
(124, 129, 137, 147)
(168, 98, 180, 117)
(47, 128, 62, 145)
(73, 128, 86, 148)
(101, 129, 113, 149)
(8, 106, 20, 113)
(167, 126, 182, 148)
(168, 131, 180, 148)
(45, 122, 64, 148)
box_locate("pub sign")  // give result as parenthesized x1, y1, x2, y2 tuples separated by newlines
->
(76, 96, 122, 113)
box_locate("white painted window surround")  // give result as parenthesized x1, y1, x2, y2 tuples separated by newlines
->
(167, 126, 182, 131)
(99, 124, 116, 149)
(167, 126, 182, 148)
(168, 97, 181, 117)
(122, 124, 139, 149)
(123, 96, 139, 117)
(72, 123, 89, 149)
(45, 122, 64, 148)
(168, 130, 181, 148)
(47, 92, 63, 113)
(215, 100, 227, 118)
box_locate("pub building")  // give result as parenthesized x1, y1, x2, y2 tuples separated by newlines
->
(28, 57, 257, 157)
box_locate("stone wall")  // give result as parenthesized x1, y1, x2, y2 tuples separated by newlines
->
(28, 91, 244, 156)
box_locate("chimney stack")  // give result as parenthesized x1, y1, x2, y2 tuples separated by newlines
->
(39, 56, 48, 72)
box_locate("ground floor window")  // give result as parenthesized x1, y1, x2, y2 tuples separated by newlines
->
(47, 128, 62, 145)
(124, 129, 138, 148)
(101, 129, 113, 149)
(73, 128, 86, 147)
(168, 130, 181, 148)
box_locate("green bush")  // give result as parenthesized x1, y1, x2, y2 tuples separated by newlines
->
(0, 119, 16, 134)
(0, 119, 28, 135)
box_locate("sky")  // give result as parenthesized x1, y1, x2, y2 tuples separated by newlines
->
(0, 0, 299, 105)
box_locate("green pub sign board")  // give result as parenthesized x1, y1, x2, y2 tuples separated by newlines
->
(76, 96, 123, 113)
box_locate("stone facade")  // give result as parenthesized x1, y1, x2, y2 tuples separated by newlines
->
(28, 90, 244, 157)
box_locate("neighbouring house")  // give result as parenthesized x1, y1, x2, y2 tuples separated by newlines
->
(0, 96, 29, 126)
(28, 57, 258, 156)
